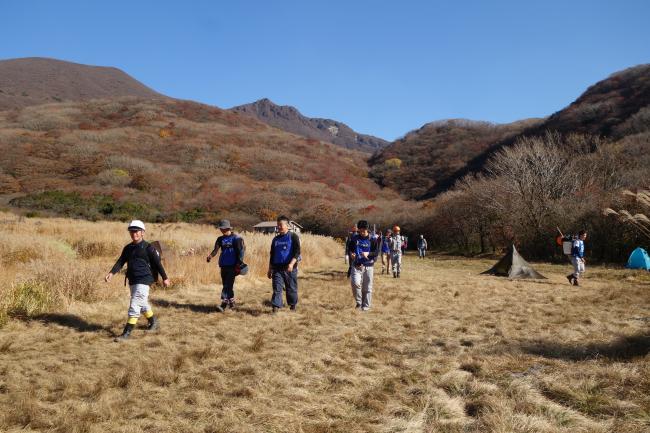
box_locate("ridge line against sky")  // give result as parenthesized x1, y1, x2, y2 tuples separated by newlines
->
(1, 0, 649, 140)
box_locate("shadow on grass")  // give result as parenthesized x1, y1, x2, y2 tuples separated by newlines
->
(237, 305, 270, 317)
(151, 299, 217, 314)
(30, 313, 110, 333)
(303, 270, 348, 280)
(521, 332, 650, 361)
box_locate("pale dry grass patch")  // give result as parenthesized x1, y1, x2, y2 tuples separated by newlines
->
(0, 213, 648, 432)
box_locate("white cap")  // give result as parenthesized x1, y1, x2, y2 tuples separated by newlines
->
(127, 220, 146, 231)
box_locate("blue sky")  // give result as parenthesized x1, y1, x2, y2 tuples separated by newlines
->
(1, 0, 649, 140)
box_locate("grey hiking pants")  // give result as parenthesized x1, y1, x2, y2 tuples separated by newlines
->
(128, 284, 151, 318)
(351, 265, 373, 309)
(571, 256, 585, 279)
(391, 251, 402, 274)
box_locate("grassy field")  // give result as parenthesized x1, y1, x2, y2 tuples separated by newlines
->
(0, 213, 649, 432)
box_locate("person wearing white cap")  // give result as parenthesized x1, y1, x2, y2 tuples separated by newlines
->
(105, 220, 170, 341)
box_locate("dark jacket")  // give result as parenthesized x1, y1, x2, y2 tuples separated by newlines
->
(110, 240, 168, 285)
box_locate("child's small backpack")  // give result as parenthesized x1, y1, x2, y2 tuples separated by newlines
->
(561, 235, 574, 255)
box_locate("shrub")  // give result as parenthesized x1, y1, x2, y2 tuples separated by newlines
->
(71, 239, 117, 259)
(9, 191, 161, 222)
(96, 169, 132, 187)
(2, 246, 42, 265)
(6, 281, 53, 318)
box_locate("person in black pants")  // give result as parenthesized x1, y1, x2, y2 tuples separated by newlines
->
(267, 215, 301, 312)
(105, 220, 170, 342)
(207, 219, 245, 311)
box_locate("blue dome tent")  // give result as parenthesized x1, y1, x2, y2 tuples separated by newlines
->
(627, 247, 650, 270)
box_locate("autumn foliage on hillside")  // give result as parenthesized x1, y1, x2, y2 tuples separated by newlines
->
(369, 119, 541, 199)
(0, 98, 417, 235)
(418, 131, 650, 262)
(371, 64, 650, 201)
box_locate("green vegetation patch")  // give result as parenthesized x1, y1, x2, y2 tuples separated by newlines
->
(10, 190, 161, 222)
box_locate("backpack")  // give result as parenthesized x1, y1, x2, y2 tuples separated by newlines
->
(557, 235, 575, 255)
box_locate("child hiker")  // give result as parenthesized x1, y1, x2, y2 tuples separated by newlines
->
(105, 220, 170, 342)
(567, 230, 587, 286)
(207, 219, 245, 311)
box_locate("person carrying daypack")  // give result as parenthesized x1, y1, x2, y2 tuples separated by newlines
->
(267, 215, 301, 312)
(567, 230, 588, 286)
(381, 229, 392, 275)
(207, 219, 246, 311)
(347, 220, 379, 311)
(105, 220, 170, 342)
(417, 235, 428, 259)
(389, 225, 405, 278)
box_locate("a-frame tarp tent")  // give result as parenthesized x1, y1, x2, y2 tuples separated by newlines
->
(482, 244, 546, 279)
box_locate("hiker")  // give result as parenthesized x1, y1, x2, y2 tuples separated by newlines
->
(206, 219, 245, 311)
(381, 229, 392, 274)
(347, 220, 379, 310)
(267, 215, 301, 312)
(105, 220, 170, 342)
(417, 235, 428, 259)
(390, 225, 405, 278)
(567, 230, 587, 286)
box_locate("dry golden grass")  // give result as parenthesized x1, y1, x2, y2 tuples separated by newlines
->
(0, 213, 649, 432)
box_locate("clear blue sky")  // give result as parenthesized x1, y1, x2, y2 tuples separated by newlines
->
(1, 0, 649, 140)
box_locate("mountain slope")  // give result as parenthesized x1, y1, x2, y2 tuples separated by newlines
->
(0, 57, 163, 110)
(231, 98, 388, 153)
(0, 97, 413, 235)
(368, 118, 543, 199)
(370, 64, 650, 199)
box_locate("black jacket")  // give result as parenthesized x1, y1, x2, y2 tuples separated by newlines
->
(110, 240, 168, 285)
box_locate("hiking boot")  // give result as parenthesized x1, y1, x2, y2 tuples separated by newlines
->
(573, 279, 580, 286)
(220, 301, 228, 310)
(566, 275, 574, 285)
(145, 316, 159, 332)
(114, 323, 134, 342)
(355, 303, 361, 309)
(289, 304, 296, 311)
(272, 306, 279, 313)
(397, 272, 401, 278)
(228, 300, 237, 309)
(215, 305, 225, 313)
(393, 271, 397, 278)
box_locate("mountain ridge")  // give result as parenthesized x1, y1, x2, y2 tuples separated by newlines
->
(231, 98, 389, 153)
